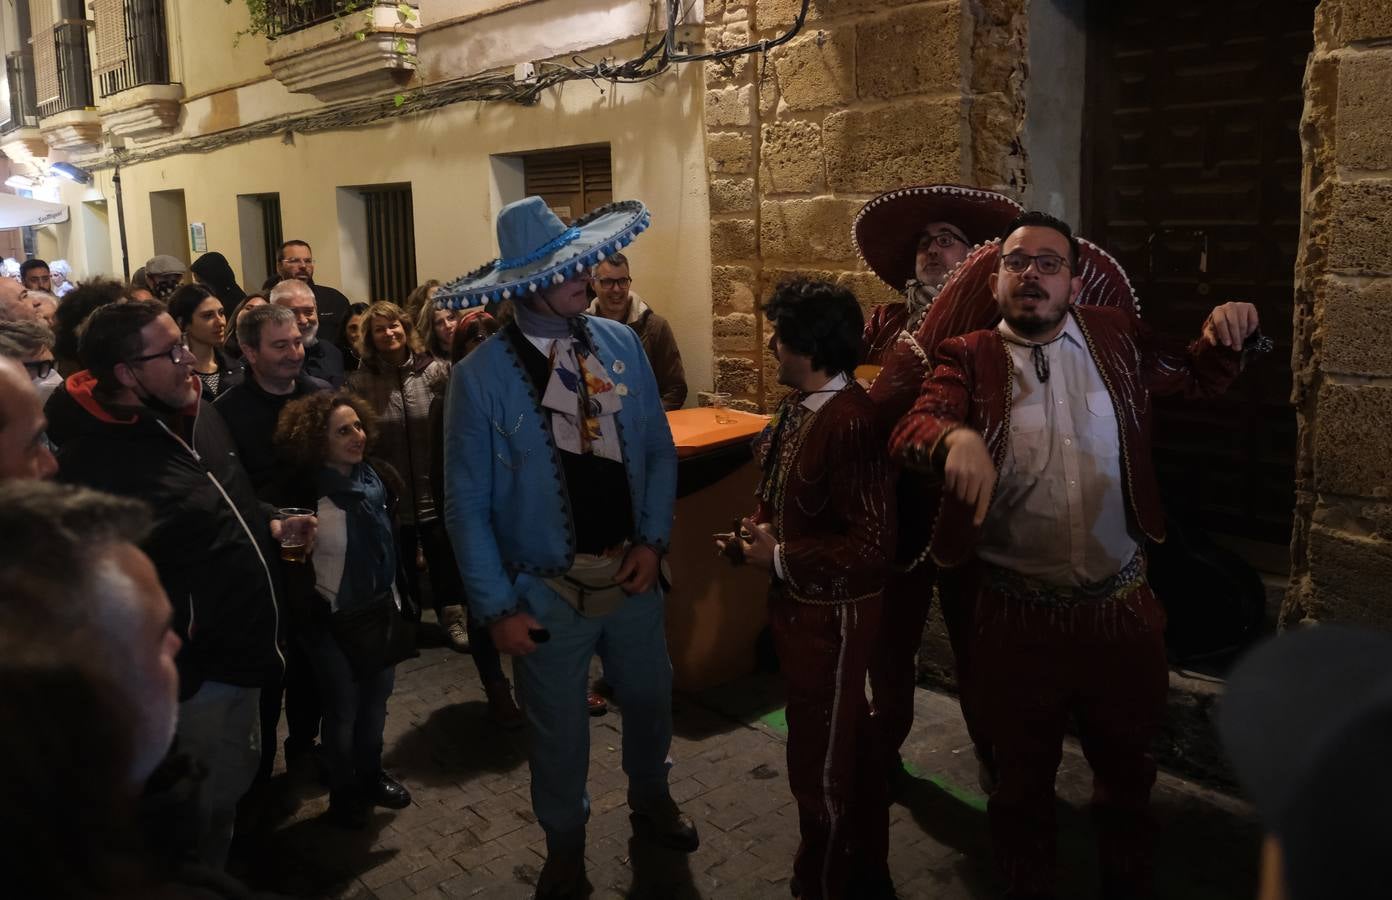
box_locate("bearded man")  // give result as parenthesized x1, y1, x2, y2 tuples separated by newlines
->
(891, 211, 1259, 899)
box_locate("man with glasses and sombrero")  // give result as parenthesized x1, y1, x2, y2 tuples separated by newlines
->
(849, 185, 1022, 796)
(853, 185, 1024, 366)
(439, 197, 696, 899)
(892, 211, 1260, 899)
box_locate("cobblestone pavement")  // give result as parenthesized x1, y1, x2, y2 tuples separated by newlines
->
(231, 624, 1261, 899)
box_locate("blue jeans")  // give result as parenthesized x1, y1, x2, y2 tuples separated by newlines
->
(176, 681, 262, 868)
(299, 626, 396, 793)
(511, 574, 674, 853)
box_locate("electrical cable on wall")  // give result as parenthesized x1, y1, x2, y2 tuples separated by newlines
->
(88, 0, 811, 172)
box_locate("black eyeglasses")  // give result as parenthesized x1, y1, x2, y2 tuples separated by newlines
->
(127, 340, 193, 366)
(1000, 252, 1071, 276)
(23, 359, 53, 380)
(920, 231, 967, 250)
(596, 277, 632, 290)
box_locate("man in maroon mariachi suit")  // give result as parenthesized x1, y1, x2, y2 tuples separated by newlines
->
(892, 212, 1260, 899)
(716, 280, 894, 900)
(851, 185, 1023, 791)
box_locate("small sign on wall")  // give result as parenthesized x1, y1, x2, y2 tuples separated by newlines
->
(189, 222, 207, 253)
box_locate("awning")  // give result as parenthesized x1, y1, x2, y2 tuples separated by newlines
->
(0, 192, 68, 228)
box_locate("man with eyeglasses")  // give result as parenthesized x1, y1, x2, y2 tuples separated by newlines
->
(849, 185, 1023, 801)
(852, 185, 1024, 366)
(265, 240, 352, 348)
(587, 252, 687, 410)
(0, 318, 61, 403)
(891, 211, 1259, 899)
(43, 299, 292, 870)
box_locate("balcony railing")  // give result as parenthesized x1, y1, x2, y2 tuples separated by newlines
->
(1, 52, 38, 135)
(36, 22, 94, 119)
(264, 0, 354, 38)
(98, 0, 171, 98)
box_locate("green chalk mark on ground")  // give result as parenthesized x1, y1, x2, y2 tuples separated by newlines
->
(758, 707, 788, 732)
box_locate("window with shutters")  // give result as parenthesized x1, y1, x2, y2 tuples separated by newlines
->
(31, 0, 94, 118)
(361, 184, 416, 305)
(94, 0, 171, 97)
(2, 0, 38, 134)
(521, 144, 613, 223)
(236, 193, 283, 287)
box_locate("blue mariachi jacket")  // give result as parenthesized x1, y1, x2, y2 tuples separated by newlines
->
(442, 315, 677, 622)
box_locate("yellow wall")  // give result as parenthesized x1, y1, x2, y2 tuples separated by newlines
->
(50, 63, 714, 398)
(169, 0, 274, 99)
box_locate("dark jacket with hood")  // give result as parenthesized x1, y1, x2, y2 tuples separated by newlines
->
(189, 251, 247, 316)
(45, 371, 284, 700)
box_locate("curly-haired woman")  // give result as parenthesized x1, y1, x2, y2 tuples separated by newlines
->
(274, 390, 413, 828)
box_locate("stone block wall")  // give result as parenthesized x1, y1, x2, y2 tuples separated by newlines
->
(702, 0, 1028, 410)
(1284, 1, 1392, 629)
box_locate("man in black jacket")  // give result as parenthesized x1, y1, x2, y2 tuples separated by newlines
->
(45, 299, 290, 870)
(263, 239, 351, 347)
(214, 302, 328, 783)
(214, 304, 330, 500)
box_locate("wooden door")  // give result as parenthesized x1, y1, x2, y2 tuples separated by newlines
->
(1083, 1, 1313, 544)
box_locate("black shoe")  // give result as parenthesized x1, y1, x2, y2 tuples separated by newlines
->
(629, 799, 700, 852)
(325, 789, 368, 830)
(365, 772, 411, 809)
(535, 846, 589, 899)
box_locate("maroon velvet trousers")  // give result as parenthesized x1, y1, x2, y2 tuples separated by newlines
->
(868, 563, 985, 768)
(970, 579, 1168, 900)
(770, 589, 888, 900)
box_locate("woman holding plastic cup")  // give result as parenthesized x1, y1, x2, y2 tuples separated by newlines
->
(274, 389, 414, 828)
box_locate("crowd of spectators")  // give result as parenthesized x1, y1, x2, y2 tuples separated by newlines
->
(0, 237, 689, 894)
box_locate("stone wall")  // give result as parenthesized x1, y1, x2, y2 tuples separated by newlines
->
(1284, 0, 1392, 629)
(702, 0, 1028, 410)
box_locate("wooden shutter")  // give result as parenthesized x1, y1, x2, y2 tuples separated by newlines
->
(523, 145, 613, 223)
(364, 186, 416, 304)
(92, 0, 129, 76)
(28, 0, 57, 107)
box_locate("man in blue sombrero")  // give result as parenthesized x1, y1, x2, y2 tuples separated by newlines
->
(440, 197, 697, 899)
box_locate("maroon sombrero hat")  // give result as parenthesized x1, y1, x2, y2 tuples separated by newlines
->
(911, 236, 1142, 348)
(853, 185, 1024, 290)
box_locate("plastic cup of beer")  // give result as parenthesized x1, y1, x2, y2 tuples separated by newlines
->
(277, 508, 314, 563)
(710, 392, 737, 425)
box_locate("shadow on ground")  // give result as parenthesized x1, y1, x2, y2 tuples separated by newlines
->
(383, 699, 528, 785)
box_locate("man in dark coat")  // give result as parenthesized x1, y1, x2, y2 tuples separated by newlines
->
(44, 299, 290, 870)
(263, 239, 351, 347)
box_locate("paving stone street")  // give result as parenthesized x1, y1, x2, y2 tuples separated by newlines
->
(231, 620, 1262, 899)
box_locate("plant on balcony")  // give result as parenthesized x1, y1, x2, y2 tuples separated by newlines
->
(228, 0, 418, 100)
(229, 1, 417, 60)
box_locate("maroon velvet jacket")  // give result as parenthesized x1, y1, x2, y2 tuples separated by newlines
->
(862, 302, 911, 367)
(890, 305, 1243, 568)
(752, 383, 894, 604)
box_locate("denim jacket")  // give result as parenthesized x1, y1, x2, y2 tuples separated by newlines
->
(442, 315, 677, 622)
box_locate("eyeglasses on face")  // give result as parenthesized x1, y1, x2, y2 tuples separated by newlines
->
(1000, 252, 1071, 276)
(919, 231, 967, 250)
(127, 340, 193, 366)
(23, 359, 53, 380)
(282, 257, 314, 266)
(596, 277, 632, 290)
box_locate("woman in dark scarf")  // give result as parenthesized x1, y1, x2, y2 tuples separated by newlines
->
(189, 252, 247, 315)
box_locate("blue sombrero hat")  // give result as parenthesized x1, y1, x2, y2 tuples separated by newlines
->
(435, 196, 651, 310)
